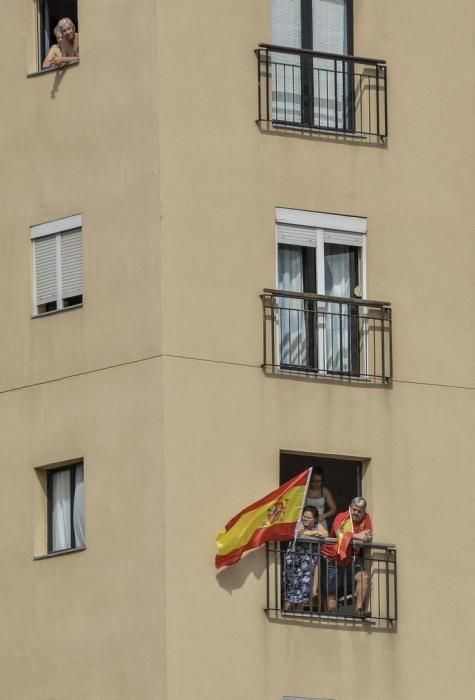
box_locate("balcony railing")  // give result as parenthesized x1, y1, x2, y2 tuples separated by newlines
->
(256, 44, 388, 140)
(265, 538, 397, 624)
(261, 289, 392, 384)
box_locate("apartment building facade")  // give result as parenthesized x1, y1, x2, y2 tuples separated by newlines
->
(0, 1, 473, 699)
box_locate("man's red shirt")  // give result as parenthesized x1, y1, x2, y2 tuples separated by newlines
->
(322, 510, 373, 567)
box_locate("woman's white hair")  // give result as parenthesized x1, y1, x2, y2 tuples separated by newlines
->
(350, 496, 367, 511)
(58, 17, 75, 31)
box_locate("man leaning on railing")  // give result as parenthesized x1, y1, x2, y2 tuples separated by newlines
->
(321, 497, 373, 618)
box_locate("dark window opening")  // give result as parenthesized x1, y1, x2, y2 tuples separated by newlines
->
(37, 301, 58, 315)
(63, 294, 82, 308)
(280, 451, 362, 532)
(39, 1, 79, 68)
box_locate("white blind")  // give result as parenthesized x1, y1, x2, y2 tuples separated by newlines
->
(313, 0, 347, 54)
(272, 0, 301, 48)
(277, 223, 318, 247)
(60, 228, 82, 300)
(34, 235, 57, 305)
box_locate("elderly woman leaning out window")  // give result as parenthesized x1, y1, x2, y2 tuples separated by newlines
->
(43, 18, 79, 69)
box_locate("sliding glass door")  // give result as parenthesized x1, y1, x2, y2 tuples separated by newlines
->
(271, 0, 352, 129)
(277, 226, 363, 375)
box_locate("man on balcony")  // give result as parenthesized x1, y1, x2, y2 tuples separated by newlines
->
(321, 497, 373, 617)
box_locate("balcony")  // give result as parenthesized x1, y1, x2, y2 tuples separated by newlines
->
(261, 289, 392, 384)
(265, 538, 397, 624)
(256, 44, 388, 140)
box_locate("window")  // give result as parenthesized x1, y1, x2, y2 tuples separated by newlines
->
(276, 208, 366, 376)
(31, 215, 83, 316)
(271, 0, 353, 129)
(47, 462, 85, 553)
(37, 1, 79, 70)
(280, 452, 362, 532)
(265, 452, 397, 623)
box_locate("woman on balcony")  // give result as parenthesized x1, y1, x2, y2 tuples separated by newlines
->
(305, 467, 337, 530)
(284, 506, 327, 610)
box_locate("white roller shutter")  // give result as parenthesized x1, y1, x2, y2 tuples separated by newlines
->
(271, 0, 302, 123)
(277, 223, 318, 247)
(34, 235, 57, 306)
(312, 0, 347, 54)
(312, 0, 348, 129)
(60, 228, 82, 300)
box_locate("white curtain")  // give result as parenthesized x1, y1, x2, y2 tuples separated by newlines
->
(278, 246, 307, 366)
(52, 470, 72, 551)
(51, 464, 85, 551)
(271, 0, 302, 123)
(73, 464, 85, 548)
(312, 0, 347, 128)
(324, 243, 351, 372)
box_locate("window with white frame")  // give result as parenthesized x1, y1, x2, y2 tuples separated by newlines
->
(31, 214, 83, 316)
(276, 208, 366, 375)
(47, 462, 85, 554)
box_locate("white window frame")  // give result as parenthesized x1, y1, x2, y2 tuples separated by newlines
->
(31, 214, 83, 316)
(275, 208, 368, 374)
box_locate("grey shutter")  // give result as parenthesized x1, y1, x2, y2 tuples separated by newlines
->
(60, 228, 82, 300)
(271, 0, 302, 122)
(34, 235, 57, 306)
(312, 0, 348, 128)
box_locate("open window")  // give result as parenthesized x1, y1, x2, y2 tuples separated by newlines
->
(37, 1, 79, 70)
(280, 451, 362, 532)
(264, 452, 397, 623)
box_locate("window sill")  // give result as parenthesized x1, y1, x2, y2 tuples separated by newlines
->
(32, 303, 83, 319)
(27, 61, 79, 79)
(33, 546, 86, 561)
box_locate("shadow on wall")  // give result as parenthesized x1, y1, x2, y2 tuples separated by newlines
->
(216, 548, 266, 593)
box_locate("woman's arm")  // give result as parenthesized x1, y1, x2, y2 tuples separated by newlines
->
(320, 486, 337, 523)
(50, 54, 80, 67)
(42, 46, 60, 68)
(302, 523, 328, 538)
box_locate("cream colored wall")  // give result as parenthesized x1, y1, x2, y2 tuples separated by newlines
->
(155, 1, 475, 700)
(0, 1, 473, 699)
(0, 360, 166, 700)
(0, 1, 163, 392)
(162, 359, 473, 700)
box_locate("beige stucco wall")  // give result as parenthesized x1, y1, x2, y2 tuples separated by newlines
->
(0, 1, 473, 699)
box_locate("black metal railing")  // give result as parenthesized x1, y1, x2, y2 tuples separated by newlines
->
(265, 538, 397, 623)
(256, 44, 388, 139)
(261, 289, 392, 383)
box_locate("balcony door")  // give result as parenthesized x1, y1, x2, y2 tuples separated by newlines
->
(277, 224, 364, 375)
(271, 0, 353, 129)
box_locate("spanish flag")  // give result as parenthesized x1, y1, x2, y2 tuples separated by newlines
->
(336, 509, 354, 561)
(215, 469, 311, 569)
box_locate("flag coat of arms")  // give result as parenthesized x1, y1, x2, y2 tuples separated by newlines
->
(215, 468, 311, 569)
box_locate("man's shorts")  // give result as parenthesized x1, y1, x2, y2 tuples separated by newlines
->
(321, 556, 365, 595)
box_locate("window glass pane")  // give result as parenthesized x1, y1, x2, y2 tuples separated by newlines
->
(51, 470, 72, 551)
(73, 464, 85, 548)
(60, 228, 83, 301)
(34, 235, 57, 308)
(271, 0, 302, 122)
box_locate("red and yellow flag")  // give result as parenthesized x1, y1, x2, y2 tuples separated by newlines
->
(215, 469, 311, 569)
(336, 510, 354, 560)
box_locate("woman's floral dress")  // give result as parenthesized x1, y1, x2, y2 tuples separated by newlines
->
(284, 536, 319, 604)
